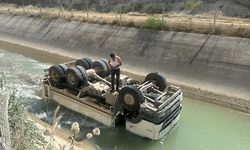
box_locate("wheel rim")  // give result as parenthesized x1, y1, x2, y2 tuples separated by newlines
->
(150, 79, 157, 85)
(52, 71, 59, 82)
(124, 94, 135, 106)
(95, 66, 104, 76)
(68, 72, 76, 84)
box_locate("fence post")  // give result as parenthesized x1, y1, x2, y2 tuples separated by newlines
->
(59, 0, 67, 20)
(162, 6, 165, 22)
(213, 10, 217, 34)
(39, 3, 42, 15)
(58, 8, 61, 17)
(119, 5, 122, 26)
(22, 1, 25, 13)
(7, 0, 10, 13)
(86, 0, 89, 21)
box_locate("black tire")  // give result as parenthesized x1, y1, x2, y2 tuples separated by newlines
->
(65, 67, 83, 89)
(124, 109, 142, 124)
(144, 72, 167, 91)
(49, 65, 65, 86)
(84, 57, 93, 69)
(93, 60, 109, 78)
(127, 79, 140, 85)
(58, 64, 68, 85)
(58, 64, 68, 73)
(75, 65, 88, 87)
(75, 59, 90, 70)
(118, 85, 144, 112)
(101, 59, 111, 76)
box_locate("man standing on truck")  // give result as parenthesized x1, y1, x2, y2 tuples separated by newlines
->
(108, 53, 122, 92)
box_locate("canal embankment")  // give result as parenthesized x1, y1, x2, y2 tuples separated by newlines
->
(0, 14, 249, 113)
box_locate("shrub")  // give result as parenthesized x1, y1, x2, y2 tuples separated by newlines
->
(8, 93, 47, 149)
(140, 17, 166, 30)
(144, 3, 161, 14)
(40, 12, 58, 20)
(185, 0, 203, 11)
(110, 19, 119, 25)
(143, 3, 172, 14)
(134, 2, 143, 12)
(121, 20, 136, 27)
(113, 4, 131, 13)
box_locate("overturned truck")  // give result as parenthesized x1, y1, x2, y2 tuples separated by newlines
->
(42, 58, 183, 140)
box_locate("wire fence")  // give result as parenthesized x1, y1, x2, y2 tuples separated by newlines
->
(0, 2, 250, 37)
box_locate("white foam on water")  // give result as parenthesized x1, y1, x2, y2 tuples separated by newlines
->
(34, 63, 50, 69)
(0, 53, 5, 58)
(63, 120, 73, 125)
(35, 112, 47, 119)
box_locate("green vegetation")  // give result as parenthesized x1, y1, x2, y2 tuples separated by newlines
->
(144, 3, 161, 14)
(143, 3, 172, 14)
(8, 93, 47, 150)
(39, 12, 58, 20)
(114, 4, 132, 13)
(185, 0, 203, 11)
(1, 0, 51, 6)
(121, 20, 136, 27)
(134, 2, 143, 12)
(140, 17, 166, 30)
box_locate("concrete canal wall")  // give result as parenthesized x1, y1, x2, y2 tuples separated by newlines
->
(0, 14, 249, 112)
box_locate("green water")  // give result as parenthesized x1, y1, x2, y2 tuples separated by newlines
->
(1, 49, 250, 150)
(93, 98, 250, 150)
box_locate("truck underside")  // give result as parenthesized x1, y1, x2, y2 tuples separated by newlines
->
(42, 57, 183, 140)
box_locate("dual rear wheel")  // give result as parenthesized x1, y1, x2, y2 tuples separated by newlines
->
(66, 66, 88, 89)
(49, 64, 68, 86)
(49, 58, 92, 88)
(75, 58, 93, 70)
(93, 59, 111, 78)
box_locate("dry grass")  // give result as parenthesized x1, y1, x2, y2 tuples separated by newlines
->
(0, 3, 250, 37)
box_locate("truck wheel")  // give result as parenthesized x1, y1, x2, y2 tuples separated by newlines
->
(93, 60, 109, 78)
(84, 57, 93, 69)
(124, 109, 142, 124)
(118, 85, 144, 112)
(75, 58, 91, 70)
(49, 65, 65, 86)
(144, 72, 167, 91)
(75, 65, 88, 87)
(58, 64, 68, 73)
(66, 67, 83, 89)
(58, 64, 68, 84)
(101, 59, 111, 76)
(127, 79, 140, 85)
